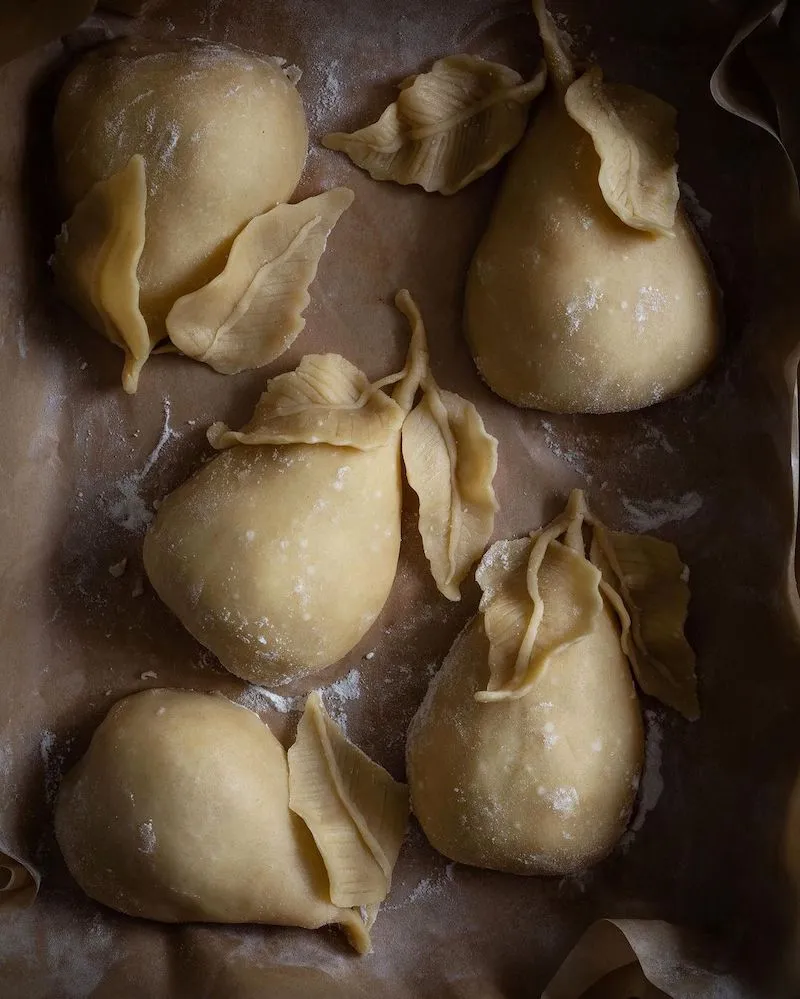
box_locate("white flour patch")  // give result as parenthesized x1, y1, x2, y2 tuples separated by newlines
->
(307, 58, 343, 132)
(106, 400, 177, 533)
(680, 181, 713, 233)
(620, 491, 702, 532)
(384, 859, 456, 911)
(322, 669, 361, 733)
(138, 819, 156, 854)
(563, 280, 603, 335)
(620, 710, 664, 851)
(539, 420, 589, 475)
(236, 669, 362, 733)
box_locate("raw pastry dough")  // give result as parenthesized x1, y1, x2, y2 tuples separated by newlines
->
(55, 688, 408, 953)
(323, 55, 546, 195)
(52, 38, 320, 390)
(407, 490, 697, 875)
(464, 1, 720, 413)
(143, 292, 497, 685)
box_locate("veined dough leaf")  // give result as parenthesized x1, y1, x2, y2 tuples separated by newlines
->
(165, 188, 354, 374)
(473, 489, 698, 716)
(323, 55, 546, 195)
(402, 386, 498, 601)
(207, 288, 431, 451)
(207, 353, 407, 450)
(591, 527, 699, 720)
(564, 65, 679, 236)
(0, 850, 39, 911)
(475, 536, 602, 701)
(288, 692, 409, 909)
(397, 290, 498, 599)
(52, 154, 152, 394)
(532, 0, 575, 91)
(475, 536, 536, 692)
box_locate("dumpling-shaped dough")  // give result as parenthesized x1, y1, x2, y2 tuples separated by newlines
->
(55, 688, 409, 953)
(407, 613, 643, 875)
(143, 291, 497, 685)
(407, 490, 697, 875)
(54, 39, 308, 333)
(464, 2, 720, 413)
(51, 39, 334, 392)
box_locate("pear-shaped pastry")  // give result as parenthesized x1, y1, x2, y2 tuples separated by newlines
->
(52, 39, 351, 391)
(407, 490, 698, 875)
(464, 1, 720, 413)
(143, 292, 497, 685)
(55, 688, 409, 953)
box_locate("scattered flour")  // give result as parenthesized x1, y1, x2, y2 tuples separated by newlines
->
(236, 668, 362, 733)
(620, 710, 664, 850)
(138, 819, 156, 854)
(307, 58, 343, 132)
(40, 729, 74, 805)
(106, 400, 177, 533)
(620, 491, 703, 532)
(563, 280, 603, 335)
(680, 181, 713, 233)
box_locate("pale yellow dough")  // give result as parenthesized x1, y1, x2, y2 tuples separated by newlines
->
(464, 5, 720, 413)
(144, 292, 497, 685)
(144, 440, 403, 685)
(407, 490, 697, 875)
(55, 688, 409, 952)
(54, 39, 308, 335)
(407, 613, 643, 875)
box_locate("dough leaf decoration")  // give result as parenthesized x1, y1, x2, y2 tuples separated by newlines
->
(532, 0, 575, 91)
(322, 55, 546, 195)
(398, 292, 498, 601)
(564, 67, 679, 236)
(476, 530, 603, 701)
(474, 489, 698, 717)
(0, 850, 40, 911)
(207, 287, 429, 451)
(166, 188, 354, 374)
(288, 692, 409, 910)
(207, 353, 407, 450)
(51, 154, 152, 394)
(590, 528, 699, 720)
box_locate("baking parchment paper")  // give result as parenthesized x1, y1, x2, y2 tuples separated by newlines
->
(2, 1, 800, 996)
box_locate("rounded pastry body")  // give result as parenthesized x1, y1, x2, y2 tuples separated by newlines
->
(407, 610, 644, 875)
(54, 39, 308, 331)
(54, 688, 347, 933)
(465, 98, 720, 413)
(143, 441, 402, 684)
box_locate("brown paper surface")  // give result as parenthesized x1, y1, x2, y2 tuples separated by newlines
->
(1, 1, 800, 996)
